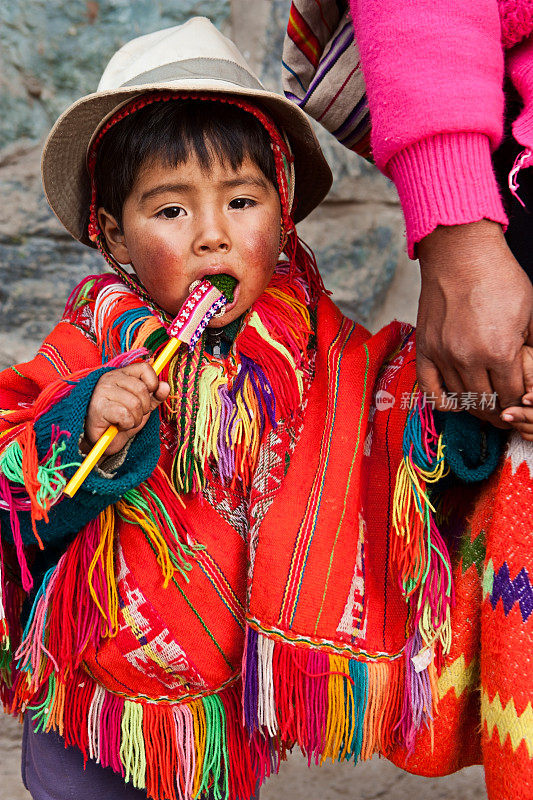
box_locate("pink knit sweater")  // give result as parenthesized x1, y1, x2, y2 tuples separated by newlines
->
(349, 0, 533, 256)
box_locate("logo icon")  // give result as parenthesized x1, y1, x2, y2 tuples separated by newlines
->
(375, 390, 395, 411)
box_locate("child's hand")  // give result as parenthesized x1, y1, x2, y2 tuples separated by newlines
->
(83, 362, 170, 455)
(500, 345, 533, 442)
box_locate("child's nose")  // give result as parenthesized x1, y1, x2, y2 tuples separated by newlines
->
(193, 213, 230, 255)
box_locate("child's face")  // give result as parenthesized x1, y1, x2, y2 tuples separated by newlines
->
(98, 153, 282, 325)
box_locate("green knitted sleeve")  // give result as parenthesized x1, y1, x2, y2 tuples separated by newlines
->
(0, 365, 161, 548)
(436, 409, 507, 483)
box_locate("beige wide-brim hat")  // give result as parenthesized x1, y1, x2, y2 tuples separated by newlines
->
(41, 17, 333, 246)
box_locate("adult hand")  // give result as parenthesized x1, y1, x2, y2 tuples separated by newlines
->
(416, 219, 533, 427)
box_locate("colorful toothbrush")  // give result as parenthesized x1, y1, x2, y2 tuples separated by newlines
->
(63, 274, 236, 498)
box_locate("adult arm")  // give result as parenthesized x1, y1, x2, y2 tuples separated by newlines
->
(349, 0, 507, 252)
(350, 0, 533, 422)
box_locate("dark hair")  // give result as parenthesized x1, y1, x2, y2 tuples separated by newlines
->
(94, 98, 278, 228)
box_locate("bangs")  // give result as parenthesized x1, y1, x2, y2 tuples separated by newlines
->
(94, 99, 278, 226)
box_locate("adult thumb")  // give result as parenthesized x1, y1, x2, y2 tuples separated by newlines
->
(416, 352, 446, 410)
(524, 320, 533, 393)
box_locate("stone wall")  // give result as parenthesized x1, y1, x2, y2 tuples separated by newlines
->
(0, 0, 416, 371)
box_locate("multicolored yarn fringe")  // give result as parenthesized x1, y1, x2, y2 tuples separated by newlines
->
(15, 669, 276, 800)
(0, 375, 89, 668)
(4, 490, 277, 800)
(9, 474, 193, 711)
(6, 459, 251, 799)
(67, 265, 312, 494)
(0, 348, 149, 664)
(243, 627, 404, 766)
(392, 390, 454, 750)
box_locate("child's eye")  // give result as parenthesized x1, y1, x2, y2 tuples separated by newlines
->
(157, 206, 185, 219)
(229, 198, 257, 210)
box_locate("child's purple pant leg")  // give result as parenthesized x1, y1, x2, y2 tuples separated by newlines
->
(22, 714, 260, 800)
(22, 714, 149, 799)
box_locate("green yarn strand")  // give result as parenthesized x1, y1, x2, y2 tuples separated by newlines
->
(197, 694, 229, 800)
(0, 440, 80, 508)
(120, 485, 196, 579)
(120, 701, 146, 789)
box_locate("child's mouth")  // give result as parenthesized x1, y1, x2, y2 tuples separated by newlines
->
(189, 274, 239, 317)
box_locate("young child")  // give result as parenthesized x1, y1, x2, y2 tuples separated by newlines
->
(0, 17, 532, 800)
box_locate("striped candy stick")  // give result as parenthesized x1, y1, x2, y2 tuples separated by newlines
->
(63, 275, 236, 498)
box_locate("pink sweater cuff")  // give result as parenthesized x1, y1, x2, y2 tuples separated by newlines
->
(388, 133, 508, 258)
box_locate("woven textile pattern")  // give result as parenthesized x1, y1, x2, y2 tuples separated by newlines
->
(282, 0, 371, 158)
(0, 272, 531, 799)
(481, 434, 533, 798)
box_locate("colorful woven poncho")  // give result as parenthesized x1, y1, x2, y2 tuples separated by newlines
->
(0, 265, 531, 800)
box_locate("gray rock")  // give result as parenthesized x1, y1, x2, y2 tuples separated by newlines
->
(0, 236, 100, 369)
(0, 0, 231, 150)
(0, 143, 64, 241)
(298, 202, 405, 325)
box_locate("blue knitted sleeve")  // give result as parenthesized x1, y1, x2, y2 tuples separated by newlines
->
(0, 366, 161, 548)
(436, 409, 507, 482)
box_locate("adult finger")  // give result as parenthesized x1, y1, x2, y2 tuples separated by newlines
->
(522, 342, 533, 395)
(450, 365, 501, 423)
(417, 350, 475, 411)
(153, 381, 170, 405)
(489, 314, 531, 410)
(434, 363, 468, 410)
(416, 352, 448, 409)
(489, 354, 525, 413)
(136, 362, 161, 394)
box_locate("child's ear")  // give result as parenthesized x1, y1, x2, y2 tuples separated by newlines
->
(97, 207, 131, 264)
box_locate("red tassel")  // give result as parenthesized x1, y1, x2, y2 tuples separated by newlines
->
(144, 703, 179, 800)
(222, 686, 260, 800)
(43, 517, 107, 676)
(99, 691, 125, 775)
(63, 671, 95, 765)
(376, 658, 404, 754)
(273, 643, 298, 743)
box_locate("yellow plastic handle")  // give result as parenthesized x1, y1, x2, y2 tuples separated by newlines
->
(63, 337, 182, 499)
(63, 425, 119, 497)
(151, 337, 182, 374)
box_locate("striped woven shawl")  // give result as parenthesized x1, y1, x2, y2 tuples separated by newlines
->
(0, 276, 531, 800)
